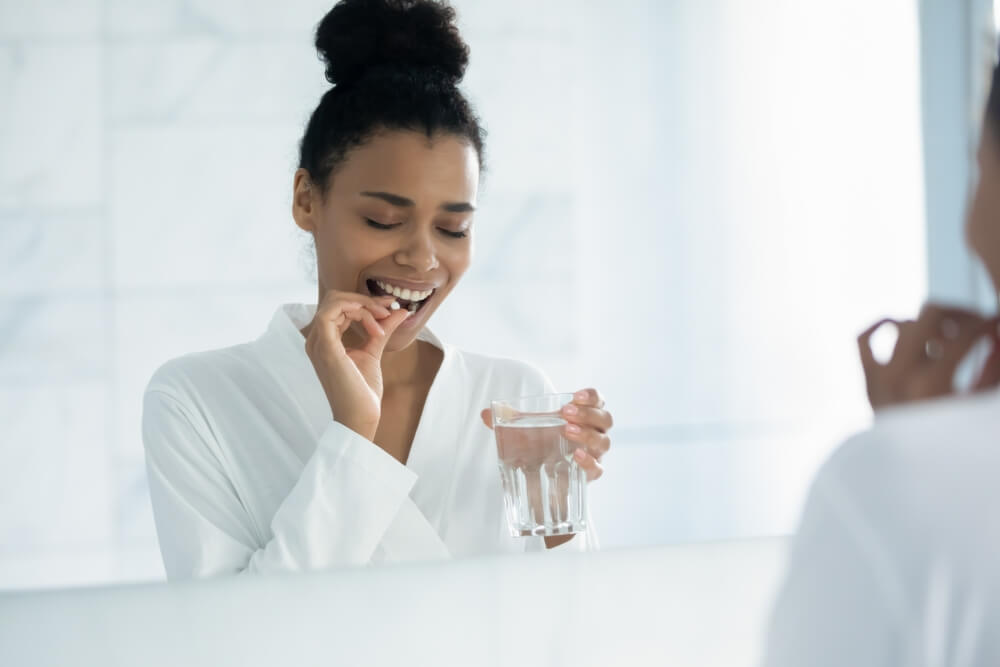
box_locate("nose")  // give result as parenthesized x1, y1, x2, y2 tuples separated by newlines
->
(394, 226, 440, 273)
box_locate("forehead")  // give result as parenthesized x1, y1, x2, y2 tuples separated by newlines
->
(330, 130, 479, 204)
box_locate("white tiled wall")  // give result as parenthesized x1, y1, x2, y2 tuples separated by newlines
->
(1, 0, 927, 590)
(0, 0, 325, 589)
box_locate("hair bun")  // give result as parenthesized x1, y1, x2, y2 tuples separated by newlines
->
(315, 0, 469, 88)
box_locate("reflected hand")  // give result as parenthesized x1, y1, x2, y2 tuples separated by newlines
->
(480, 387, 613, 482)
(857, 303, 1000, 411)
(304, 290, 411, 439)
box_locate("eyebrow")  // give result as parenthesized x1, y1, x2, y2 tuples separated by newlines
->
(360, 190, 475, 213)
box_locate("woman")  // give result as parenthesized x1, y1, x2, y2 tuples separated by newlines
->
(142, 0, 613, 579)
(762, 52, 1000, 666)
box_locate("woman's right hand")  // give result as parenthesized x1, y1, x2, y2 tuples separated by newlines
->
(304, 291, 412, 440)
(857, 304, 1000, 411)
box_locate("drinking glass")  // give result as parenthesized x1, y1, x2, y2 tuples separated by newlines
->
(491, 393, 588, 537)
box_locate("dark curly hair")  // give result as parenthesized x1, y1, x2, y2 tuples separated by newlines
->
(299, 0, 485, 193)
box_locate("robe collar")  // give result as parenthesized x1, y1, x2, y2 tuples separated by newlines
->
(255, 303, 462, 532)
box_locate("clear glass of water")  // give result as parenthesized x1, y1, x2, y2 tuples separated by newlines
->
(491, 393, 588, 537)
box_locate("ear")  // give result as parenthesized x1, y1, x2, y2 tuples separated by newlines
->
(292, 168, 320, 233)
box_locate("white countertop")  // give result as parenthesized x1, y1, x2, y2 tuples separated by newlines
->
(0, 537, 787, 667)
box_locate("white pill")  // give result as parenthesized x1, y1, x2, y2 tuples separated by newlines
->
(390, 300, 400, 311)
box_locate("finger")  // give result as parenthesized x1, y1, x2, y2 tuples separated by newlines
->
(893, 318, 1000, 403)
(564, 422, 610, 458)
(561, 403, 613, 433)
(359, 308, 411, 358)
(895, 306, 991, 366)
(480, 408, 495, 430)
(357, 309, 386, 340)
(323, 292, 394, 317)
(973, 335, 1000, 391)
(316, 299, 363, 319)
(371, 296, 400, 320)
(857, 318, 896, 372)
(321, 289, 397, 307)
(937, 317, 1000, 369)
(319, 290, 393, 319)
(889, 319, 923, 367)
(305, 306, 378, 363)
(916, 303, 987, 328)
(573, 448, 604, 481)
(317, 299, 391, 323)
(315, 302, 374, 337)
(572, 388, 605, 409)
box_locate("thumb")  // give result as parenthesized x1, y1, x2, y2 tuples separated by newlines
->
(973, 335, 1000, 391)
(480, 408, 494, 430)
(361, 308, 412, 358)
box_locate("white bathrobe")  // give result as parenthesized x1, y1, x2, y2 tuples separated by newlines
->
(142, 303, 593, 579)
(764, 389, 1000, 666)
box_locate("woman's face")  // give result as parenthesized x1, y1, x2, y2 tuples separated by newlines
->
(293, 130, 479, 353)
(968, 122, 1000, 291)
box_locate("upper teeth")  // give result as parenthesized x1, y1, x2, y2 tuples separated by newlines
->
(376, 280, 434, 301)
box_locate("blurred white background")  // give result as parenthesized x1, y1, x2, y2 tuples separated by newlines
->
(0, 0, 991, 589)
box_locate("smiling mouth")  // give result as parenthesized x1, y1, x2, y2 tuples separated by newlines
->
(366, 279, 437, 314)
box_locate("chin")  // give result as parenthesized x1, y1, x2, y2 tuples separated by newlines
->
(383, 330, 420, 353)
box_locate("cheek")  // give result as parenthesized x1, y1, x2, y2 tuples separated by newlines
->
(971, 187, 997, 243)
(316, 224, 385, 287)
(316, 228, 352, 281)
(968, 185, 985, 249)
(968, 181, 1000, 275)
(443, 242, 472, 282)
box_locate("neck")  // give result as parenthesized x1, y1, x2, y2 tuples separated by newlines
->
(385, 344, 426, 387)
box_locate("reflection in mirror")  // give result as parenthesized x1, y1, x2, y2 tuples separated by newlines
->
(2, 0, 927, 601)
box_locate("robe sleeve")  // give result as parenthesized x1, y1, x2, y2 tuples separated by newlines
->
(761, 446, 901, 666)
(142, 388, 440, 579)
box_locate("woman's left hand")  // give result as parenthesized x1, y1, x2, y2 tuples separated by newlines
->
(480, 387, 613, 482)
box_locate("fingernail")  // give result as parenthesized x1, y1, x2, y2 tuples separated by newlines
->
(566, 423, 581, 435)
(574, 390, 588, 402)
(573, 448, 586, 461)
(563, 404, 578, 416)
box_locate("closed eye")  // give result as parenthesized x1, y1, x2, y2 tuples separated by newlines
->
(366, 219, 399, 231)
(367, 218, 467, 238)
